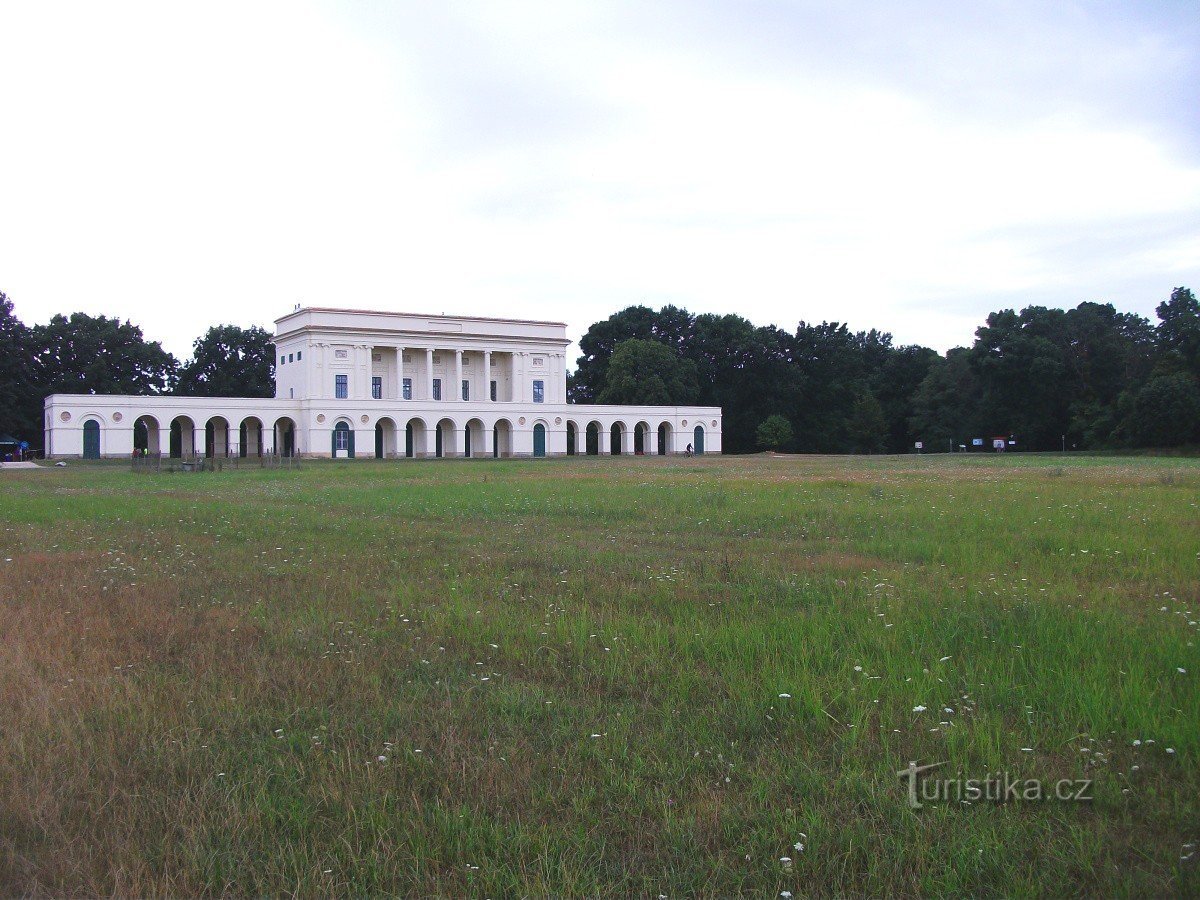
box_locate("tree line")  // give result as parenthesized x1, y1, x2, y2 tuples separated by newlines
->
(571, 287, 1200, 453)
(0, 292, 275, 447)
(3, 286, 1198, 453)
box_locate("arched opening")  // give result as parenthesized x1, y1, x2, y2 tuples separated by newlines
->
(610, 422, 625, 455)
(82, 419, 101, 459)
(274, 417, 296, 457)
(464, 418, 485, 459)
(205, 417, 229, 458)
(586, 421, 601, 456)
(436, 418, 457, 458)
(533, 422, 547, 457)
(693, 424, 705, 455)
(493, 418, 513, 458)
(333, 420, 354, 458)
(634, 421, 650, 456)
(133, 415, 161, 457)
(375, 417, 397, 459)
(566, 421, 578, 455)
(657, 422, 671, 455)
(169, 416, 196, 458)
(240, 417, 264, 458)
(406, 418, 427, 458)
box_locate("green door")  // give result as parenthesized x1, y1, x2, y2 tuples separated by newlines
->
(533, 423, 546, 457)
(693, 425, 705, 455)
(83, 419, 100, 459)
(375, 423, 384, 459)
(406, 423, 414, 458)
(464, 428, 472, 458)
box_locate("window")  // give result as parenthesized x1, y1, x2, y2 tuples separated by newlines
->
(461, 380, 469, 401)
(372, 377, 382, 399)
(334, 422, 350, 451)
(297, 351, 302, 360)
(280, 355, 285, 365)
(490, 380, 497, 401)
(288, 353, 294, 363)
(432, 378, 442, 401)
(533, 380, 544, 403)
(335, 375, 348, 399)
(402, 377, 412, 400)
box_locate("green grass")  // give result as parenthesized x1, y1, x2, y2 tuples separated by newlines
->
(1, 454, 1197, 896)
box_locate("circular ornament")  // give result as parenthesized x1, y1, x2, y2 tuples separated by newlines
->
(112, 412, 123, 422)
(60, 411, 71, 422)
(316, 414, 326, 424)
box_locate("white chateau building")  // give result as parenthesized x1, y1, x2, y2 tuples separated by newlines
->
(44, 307, 723, 459)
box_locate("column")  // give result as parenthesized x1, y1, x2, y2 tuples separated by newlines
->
(396, 346, 404, 400)
(454, 350, 463, 401)
(425, 349, 434, 400)
(483, 351, 492, 401)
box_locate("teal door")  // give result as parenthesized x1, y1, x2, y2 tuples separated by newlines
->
(693, 425, 705, 455)
(83, 419, 100, 459)
(375, 423, 384, 459)
(464, 428, 472, 458)
(406, 423, 414, 458)
(333, 422, 354, 458)
(533, 423, 546, 457)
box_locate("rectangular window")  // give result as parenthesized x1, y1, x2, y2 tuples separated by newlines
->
(402, 377, 412, 400)
(288, 353, 294, 363)
(432, 378, 442, 401)
(297, 351, 302, 360)
(372, 376, 382, 399)
(490, 380, 497, 401)
(280, 355, 285, 365)
(461, 380, 469, 401)
(335, 375, 348, 399)
(533, 380, 544, 403)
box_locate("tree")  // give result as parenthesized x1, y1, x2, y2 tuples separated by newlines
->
(595, 339, 698, 406)
(1122, 373, 1200, 447)
(0, 291, 37, 442)
(909, 348, 981, 451)
(176, 324, 275, 397)
(571, 306, 664, 402)
(846, 390, 887, 453)
(31, 313, 177, 396)
(755, 414, 794, 451)
(1155, 287, 1200, 377)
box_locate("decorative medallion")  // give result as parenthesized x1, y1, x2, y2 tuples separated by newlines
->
(112, 412, 123, 422)
(682, 420, 688, 427)
(60, 411, 71, 422)
(361, 415, 369, 424)
(317, 414, 326, 424)
(518, 417, 526, 425)
(712, 420, 718, 428)
(554, 417, 562, 425)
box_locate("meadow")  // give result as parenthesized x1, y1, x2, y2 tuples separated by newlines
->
(1, 453, 1197, 897)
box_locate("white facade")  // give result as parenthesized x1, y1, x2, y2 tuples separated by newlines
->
(44, 307, 723, 459)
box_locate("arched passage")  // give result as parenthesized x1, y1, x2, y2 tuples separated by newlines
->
(493, 418, 513, 458)
(133, 415, 161, 456)
(274, 417, 296, 457)
(533, 422, 547, 457)
(657, 421, 672, 455)
(170, 416, 195, 458)
(205, 417, 230, 458)
(240, 417, 264, 457)
(406, 418, 427, 458)
(375, 417, 397, 458)
(586, 421, 601, 455)
(333, 420, 354, 458)
(634, 421, 650, 455)
(82, 419, 101, 459)
(435, 418, 457, 458)
(693, 424, 705, 455)
(464, 418, 485, 458)
(610, 422, 625, 455)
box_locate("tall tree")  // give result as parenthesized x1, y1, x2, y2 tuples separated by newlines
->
(0, 292, 37, 442)
(31, 313, 177, 397)
(596, 339, 698, 406)
(176, 324, 275, 397)
(1154, 286, 1200, 377)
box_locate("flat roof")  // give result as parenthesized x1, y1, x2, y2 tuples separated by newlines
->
(274, 306, 567, 328)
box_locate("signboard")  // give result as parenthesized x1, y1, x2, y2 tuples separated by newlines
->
(972, 438, 984, 446)
(993, 438, 1006, 450)
(914, 441, 923, 450)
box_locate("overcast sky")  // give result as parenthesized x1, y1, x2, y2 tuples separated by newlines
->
(1, 1, 1197, 360)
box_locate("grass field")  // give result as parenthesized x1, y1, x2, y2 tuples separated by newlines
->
(1, 454, 1197, 897)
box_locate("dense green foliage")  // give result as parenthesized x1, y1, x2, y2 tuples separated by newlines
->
(1, 455, 1196, 895)
(175, 324, 276, 398)
(573, 288, 1199, 453)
